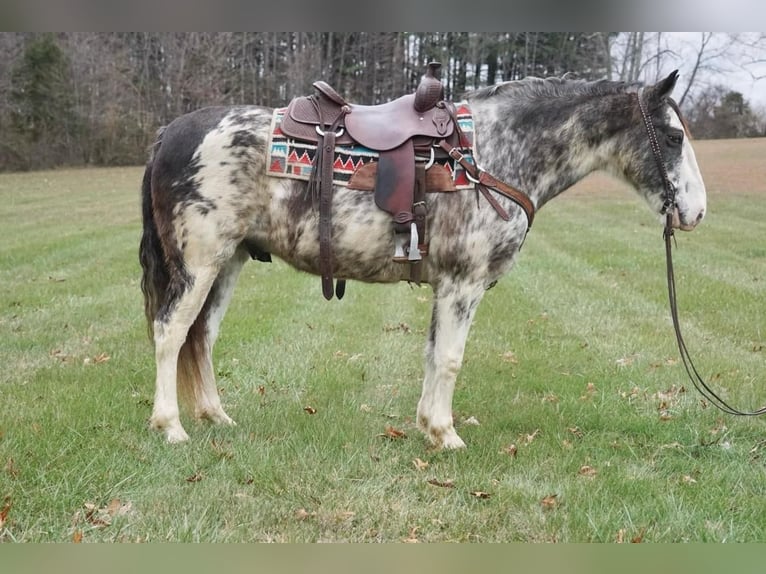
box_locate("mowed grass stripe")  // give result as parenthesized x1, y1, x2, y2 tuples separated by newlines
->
(2, 140, 766, 542)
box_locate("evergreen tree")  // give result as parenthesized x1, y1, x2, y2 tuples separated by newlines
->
(9, 34, 79, 167)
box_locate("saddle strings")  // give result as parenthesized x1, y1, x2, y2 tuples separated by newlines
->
(637, 88, 766, 417)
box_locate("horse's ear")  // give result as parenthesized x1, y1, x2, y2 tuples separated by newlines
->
(648, 70, 679, 105)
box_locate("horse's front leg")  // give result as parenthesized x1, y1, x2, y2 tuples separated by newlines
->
(417, 279, 486, 450)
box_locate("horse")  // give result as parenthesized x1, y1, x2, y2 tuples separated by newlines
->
(139, 70, 706, 448)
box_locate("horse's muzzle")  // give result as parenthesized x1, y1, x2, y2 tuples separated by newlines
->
(671, 207, 704, 231)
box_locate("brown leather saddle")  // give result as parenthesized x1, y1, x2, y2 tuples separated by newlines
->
(280, 62, 463, 299)
(279, 62, 535, 300)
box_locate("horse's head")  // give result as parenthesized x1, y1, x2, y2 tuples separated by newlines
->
(631, 71, 707, 231)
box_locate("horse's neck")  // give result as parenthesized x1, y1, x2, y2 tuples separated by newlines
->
(470, 96, 611, 209)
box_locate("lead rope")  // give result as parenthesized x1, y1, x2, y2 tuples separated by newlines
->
(638, 89, 766, 416)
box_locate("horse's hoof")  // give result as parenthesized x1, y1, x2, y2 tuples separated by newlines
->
(164, 426, 190, 443)
(150, 415, 190, 443)
(197, 409, 237, 426)
(437, 430, 467, 450)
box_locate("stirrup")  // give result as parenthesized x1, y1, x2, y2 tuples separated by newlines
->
(408, 222, 421, 261)
(393, 233, 408, 262)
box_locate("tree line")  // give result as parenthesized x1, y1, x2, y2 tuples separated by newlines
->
(0, 32, 763, 172)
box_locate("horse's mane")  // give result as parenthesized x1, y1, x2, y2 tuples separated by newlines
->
(464, 75, 640, 102)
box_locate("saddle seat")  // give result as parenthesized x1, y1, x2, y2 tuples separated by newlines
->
(345, 94, 454, 151)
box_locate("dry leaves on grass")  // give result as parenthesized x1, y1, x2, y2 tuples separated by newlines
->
(499, 351, 518, 364)
(74, 499, 133, 530)
(412, 458, 429, 471)
(4, 458, 19, 478)
(540, 494, 559, 510)
(521, 429, 540, 444)
(580, 382, 597, 401)
(427, 478, 455, 489)
(294, 508, 317, 521)
(185, 471, 203, 483)
(470, 491, 492, 499)
(383, 322, 412, 334)
(303, 406, 317, 415)
(83, 352, 110, 365)
(578, 465, 597, 478)
(379, 425, 407, 440)
(500, 444, 518, 457)
(615, 354, 639, 367)
(402, 526, 420, 543)
(0, 496, 11, 530)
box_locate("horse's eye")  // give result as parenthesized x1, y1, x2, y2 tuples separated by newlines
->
(667, 130, 684, 147)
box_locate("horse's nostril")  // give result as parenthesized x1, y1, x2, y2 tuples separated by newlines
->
(696, 210, 705, 223)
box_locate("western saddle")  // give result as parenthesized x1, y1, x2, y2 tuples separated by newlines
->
(279, 62, 535, 300)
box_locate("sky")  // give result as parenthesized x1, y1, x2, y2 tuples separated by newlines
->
(646, 32, 766, 108)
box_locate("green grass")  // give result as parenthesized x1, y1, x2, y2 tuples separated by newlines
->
(1, 143, 765, 542)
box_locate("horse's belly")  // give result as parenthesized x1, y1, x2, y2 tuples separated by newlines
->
(255, 186, 415, 284)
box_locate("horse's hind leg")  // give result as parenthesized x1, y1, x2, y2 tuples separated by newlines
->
(149, 260, 221, 443)
(417, 279, 486, 449)
(187, 246, 250, 425)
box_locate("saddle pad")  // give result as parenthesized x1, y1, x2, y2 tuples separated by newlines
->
(266, 104, 476, 189)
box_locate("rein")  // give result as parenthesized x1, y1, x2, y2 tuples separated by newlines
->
(637, 89, 766, 417)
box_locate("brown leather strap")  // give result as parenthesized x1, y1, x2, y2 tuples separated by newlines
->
(409, 164, 428, 285)
(319, 129, 336, 300)
(438, 140, 535, 230)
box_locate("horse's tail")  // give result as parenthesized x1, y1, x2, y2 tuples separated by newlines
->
(138, 128, 169, 339)
(139, 126, 209, 410)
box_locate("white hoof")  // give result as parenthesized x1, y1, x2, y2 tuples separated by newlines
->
(198, 408, 237, 426)
(150, 414, 189, 443)
(165, 426, 190, 443)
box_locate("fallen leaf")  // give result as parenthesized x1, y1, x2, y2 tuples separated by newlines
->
(501, 444, 518, 457)
(682, 475, 697, 485)
(521, 429, 540, 444)
(379, 425, 407, 440)
(616, 529, 625, 543)
(427, 478, 455, 489)
(294, 508, 316, 521)
(413, 458, 429, 471)
(470, 490, 491, 499)
(631, 528, 646, 543)
(303, 406, 317, 415)
(383, 322, 411, 334)
(542, 394, 559, 403)
(578, 465, 597, 478)
(93, 352, 110, 364)
(616, 354, 638, 367)
(402, 526, 420, 543)
(360, 404, 373, 413)
(540, 494, 558, 510)
(500, 351, 518, 364)
(72, 530, 83, 543)
(462, 416, 480, 426)
(257, 385, 266, 396)
(186, 471, 203, 483)
(567, 426, 584, 438)
(83, 502, 111, 527)
(0, 497, 10, 529)
(4, 458, 18, 478)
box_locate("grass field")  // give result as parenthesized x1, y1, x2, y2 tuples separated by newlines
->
(1, 138, 765, 542)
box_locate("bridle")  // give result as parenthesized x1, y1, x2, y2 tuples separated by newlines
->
(637, 88, 766, 417)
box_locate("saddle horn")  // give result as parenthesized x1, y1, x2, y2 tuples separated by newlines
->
(414, 62, 445, 113)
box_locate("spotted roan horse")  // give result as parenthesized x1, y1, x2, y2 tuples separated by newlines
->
(139, 71, 706, 447)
